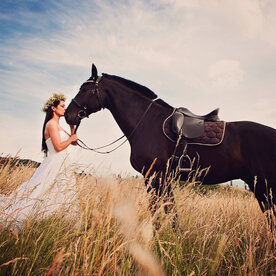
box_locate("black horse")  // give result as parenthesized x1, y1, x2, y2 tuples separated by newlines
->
(65, 64, 276, 219)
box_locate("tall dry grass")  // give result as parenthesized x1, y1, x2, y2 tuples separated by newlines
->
(0, 160, 275, 275)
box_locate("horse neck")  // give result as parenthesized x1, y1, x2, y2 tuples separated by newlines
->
(102, 81, 158, 138)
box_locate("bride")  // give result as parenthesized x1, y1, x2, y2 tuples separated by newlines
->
(1, 93, 79, 227)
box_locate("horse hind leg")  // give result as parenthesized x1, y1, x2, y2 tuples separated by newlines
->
(255, 178, 275, 214)
(243, 174, 275, 231)
(256, 179, 275, 232)
(264, 179, 276, 232)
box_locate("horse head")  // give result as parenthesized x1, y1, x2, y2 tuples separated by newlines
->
(65, 64, 104, 125)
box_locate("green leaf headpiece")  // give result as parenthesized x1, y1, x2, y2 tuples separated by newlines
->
(42, 93, 66, 112)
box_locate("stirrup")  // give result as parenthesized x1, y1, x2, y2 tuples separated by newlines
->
(178, 154, 192, 173)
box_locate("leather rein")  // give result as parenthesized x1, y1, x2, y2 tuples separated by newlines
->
(70, 76, 154, 154)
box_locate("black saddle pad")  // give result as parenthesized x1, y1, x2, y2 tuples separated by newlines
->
(163, 110, 226, 146)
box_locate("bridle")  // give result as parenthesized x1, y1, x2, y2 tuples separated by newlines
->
(71, 76, 104, 121)
(69, 76, 155, 154)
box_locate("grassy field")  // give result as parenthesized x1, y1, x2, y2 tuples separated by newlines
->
(0, 160, 275, 275)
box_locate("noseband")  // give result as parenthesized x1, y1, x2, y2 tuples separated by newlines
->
(71, 76, 103, 119)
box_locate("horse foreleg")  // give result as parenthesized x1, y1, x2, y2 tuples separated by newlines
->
(162, 180, 178, 229)
(145, 171, 178, 229)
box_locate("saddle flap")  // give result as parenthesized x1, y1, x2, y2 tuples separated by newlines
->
(171, 111, 204, 139)
(182, 116, 204, 138)
(171, 112, 184, 135)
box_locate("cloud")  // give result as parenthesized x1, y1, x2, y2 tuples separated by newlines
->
(208, 59, 244, 88)
(220, 0, 276, 46)
(160, 0, 276, 46)
(0, 113, 43, 160)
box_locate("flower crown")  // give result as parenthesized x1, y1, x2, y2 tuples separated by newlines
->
(42, 93, 66, 112)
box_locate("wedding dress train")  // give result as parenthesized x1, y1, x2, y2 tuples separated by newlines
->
(0, 131, 77, 226)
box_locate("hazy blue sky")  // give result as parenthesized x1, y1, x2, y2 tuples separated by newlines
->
(0, 0, 275, 176)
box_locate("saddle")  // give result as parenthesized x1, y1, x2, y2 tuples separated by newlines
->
(164, 107, 224, 173)
(171, 107, 220, 139)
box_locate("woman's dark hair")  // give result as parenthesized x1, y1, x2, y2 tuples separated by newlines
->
(42, 100, 61, 155)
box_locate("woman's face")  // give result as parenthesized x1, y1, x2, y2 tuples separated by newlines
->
(53, 100, 66, 117)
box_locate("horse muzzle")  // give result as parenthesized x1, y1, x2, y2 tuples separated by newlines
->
(64, 111, 80, 126)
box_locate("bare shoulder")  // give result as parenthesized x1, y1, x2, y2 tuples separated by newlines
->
(45, 120, 59, 132)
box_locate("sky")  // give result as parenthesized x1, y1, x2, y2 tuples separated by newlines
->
(0, 0, 275, 177)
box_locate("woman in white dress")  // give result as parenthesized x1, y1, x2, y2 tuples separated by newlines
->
(1, 93, 78, 226)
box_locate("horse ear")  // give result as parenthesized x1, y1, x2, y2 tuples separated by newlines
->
(91, 64, 98, 80)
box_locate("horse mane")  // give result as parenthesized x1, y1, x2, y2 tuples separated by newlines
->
(103, 74, 173, 109)
(155, 98, 172, 109)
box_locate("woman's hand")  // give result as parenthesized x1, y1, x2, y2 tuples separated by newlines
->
(70, 134, 78, 146)
(70, 134, 78, 143)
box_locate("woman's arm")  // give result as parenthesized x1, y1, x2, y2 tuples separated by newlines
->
(47, 123, 78, 152)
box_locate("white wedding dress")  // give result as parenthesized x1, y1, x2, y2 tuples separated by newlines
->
(0, 131, 77, 227)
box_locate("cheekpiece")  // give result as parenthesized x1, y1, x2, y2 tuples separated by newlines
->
(42, 93, 66, 112)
